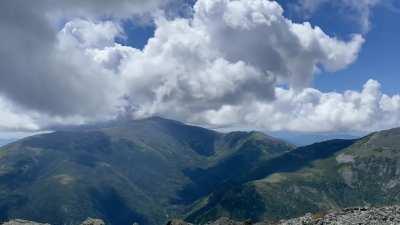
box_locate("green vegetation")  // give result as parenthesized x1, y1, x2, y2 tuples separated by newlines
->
(0, 117, 293, 225)
(4, 118, 400, 225)
(186, 128, 400, 223)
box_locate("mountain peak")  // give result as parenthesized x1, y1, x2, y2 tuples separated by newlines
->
(134, 116, 184, 125)
(0, 117, 293, 225)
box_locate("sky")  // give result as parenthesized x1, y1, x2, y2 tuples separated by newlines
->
(0, 0, 400, 140)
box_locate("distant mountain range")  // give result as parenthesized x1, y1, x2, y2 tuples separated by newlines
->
(0, 117, 400, 225)
(271, 132, 360, 146)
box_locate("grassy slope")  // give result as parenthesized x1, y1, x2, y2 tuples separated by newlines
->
(186, 128, 400, 224)
(0, 117, 293, 225)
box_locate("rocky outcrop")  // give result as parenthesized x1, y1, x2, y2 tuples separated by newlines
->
(207, 218, 252, 225)
(80, 218, 105, 225)
(274, 206, 400, 225)
(0, 218, 105, 225)
(168, 206, 400, 225)
(166, 219, 193, 225)
(2, 206, 400, 225)
(1, 220, 50, 225)
(166, 218, 251, 225)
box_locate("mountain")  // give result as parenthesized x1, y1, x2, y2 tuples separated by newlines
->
(186, 128, 400, 223)
(4, 117, 400, 225)
(0, 117, 293, 225)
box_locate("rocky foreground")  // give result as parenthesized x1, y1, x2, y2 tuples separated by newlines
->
(170, 206, 400, 225)
(2, 206, 400, 225)
(273, 206, 400, 225)
(1, 218, 105, 225)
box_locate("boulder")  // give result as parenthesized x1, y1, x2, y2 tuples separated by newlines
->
(80, 218, 105, 225)
(2, 219, 50, 225)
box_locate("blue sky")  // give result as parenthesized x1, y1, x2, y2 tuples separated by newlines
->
(297, 2, 400, 95)
(117, 21, 155, 50)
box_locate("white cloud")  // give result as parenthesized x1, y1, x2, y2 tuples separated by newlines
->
(0, 0, 171, 120)
(59, 20, 124, 49)
(0, 97, 39, 132)
(4, 0, 400, 135)
(113, 0, 363, 120)
(197, 80, 400, 133)
(191, 0, 364, 88)
(37, 0, 175, 21)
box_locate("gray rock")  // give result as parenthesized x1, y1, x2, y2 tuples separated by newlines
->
(166, 219, 193, 225)
(3, 206, 400, 225)
(206, 218, 251, 225)
(276, 206, 400, 225)
(190, 206, 400, 225)
(1, 218, 106, 225)
(2, 219, 50, 225)
(80, 218, 105, 225)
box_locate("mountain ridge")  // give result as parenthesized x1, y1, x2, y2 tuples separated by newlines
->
(185, 127, 400, 224)
(3, 117, 400, 225)
(0, 117, 294, 225)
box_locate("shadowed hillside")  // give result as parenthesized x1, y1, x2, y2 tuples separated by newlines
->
(0, 117, 293, 225)
(186, 128, 400, 223)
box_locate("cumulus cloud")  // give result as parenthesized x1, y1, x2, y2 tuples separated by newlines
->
(3, 0, 399, 134)
(198, 80, 400, 133)
(192, 0, 364, 88)
(0, 97, 39, 132)
(0, 0, 172, 117)
(110, 0, 364, 119)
